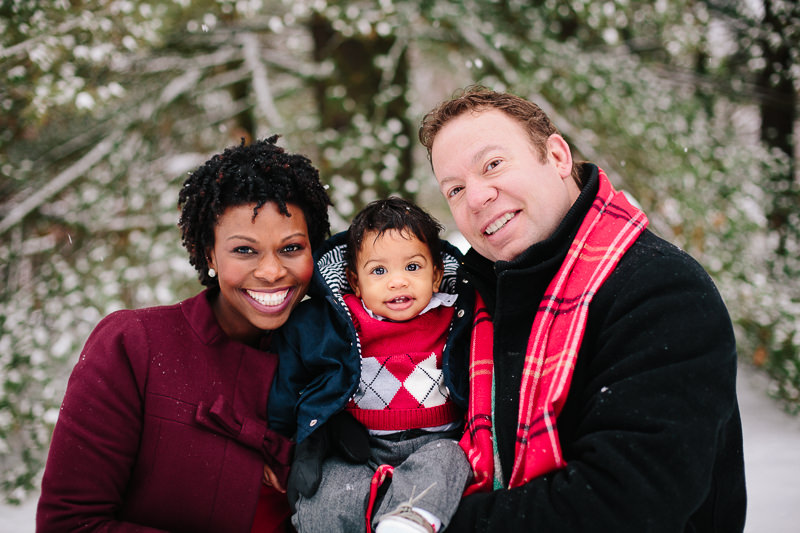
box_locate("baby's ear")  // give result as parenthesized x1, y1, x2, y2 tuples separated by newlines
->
(432, 265, 444, 293)
(346, 268, 361, 297)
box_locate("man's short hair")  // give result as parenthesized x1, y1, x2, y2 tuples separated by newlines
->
(419, 85, 581, 185)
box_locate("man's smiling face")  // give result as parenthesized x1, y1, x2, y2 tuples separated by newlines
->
(431, 108, 580, 263)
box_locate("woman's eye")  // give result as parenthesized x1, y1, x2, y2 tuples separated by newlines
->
(233, 246, 255, 255)
(371, 266, 386, 276)
(281, 243, 303, 254)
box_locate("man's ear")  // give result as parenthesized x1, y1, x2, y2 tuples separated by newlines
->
(346, 268, 361, 298)
(432, 266, 444, 293)
(546, 134, 573, 179)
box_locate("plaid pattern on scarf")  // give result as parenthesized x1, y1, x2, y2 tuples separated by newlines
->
(459, 169, 648, 494)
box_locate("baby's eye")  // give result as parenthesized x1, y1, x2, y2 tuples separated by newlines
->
(406, 263, 421, 272)
(371, 266, 386, 275)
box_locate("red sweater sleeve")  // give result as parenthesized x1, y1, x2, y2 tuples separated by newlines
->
(37, 310, 167, 532)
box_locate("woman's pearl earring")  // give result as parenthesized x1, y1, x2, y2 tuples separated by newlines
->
(208, 267, 216, 278)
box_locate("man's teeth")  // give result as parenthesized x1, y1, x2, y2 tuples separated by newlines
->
(485, 212, 515, 235)
(246, 289, 289, 306)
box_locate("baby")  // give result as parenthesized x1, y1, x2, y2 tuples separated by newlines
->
(269, 197, 472, 533)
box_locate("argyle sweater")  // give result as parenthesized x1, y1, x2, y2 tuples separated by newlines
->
(343, 294, 461, 431)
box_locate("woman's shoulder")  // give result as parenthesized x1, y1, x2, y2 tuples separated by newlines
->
(78, 294, 211, 381)
(98, 300, 184, 329)
(89, 293, 207, 348)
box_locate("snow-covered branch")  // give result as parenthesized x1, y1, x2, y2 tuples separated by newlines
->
(0, 18, 83, 60)
(0, 133, 122, 236)
(239, 32, 285, 129)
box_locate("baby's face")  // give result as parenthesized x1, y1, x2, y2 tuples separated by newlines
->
(347, 229, 442, 322)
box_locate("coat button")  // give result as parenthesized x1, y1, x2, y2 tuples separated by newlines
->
(309, 419, 317, 427)
(457, 309, 465, 318)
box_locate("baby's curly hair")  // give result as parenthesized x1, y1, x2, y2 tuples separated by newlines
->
(345, 196, 445, 276)
(178, 135, 332, 288)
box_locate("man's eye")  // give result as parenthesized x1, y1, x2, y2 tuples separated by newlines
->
(486, 159, 501, 171)
(447, 186, 463, 198)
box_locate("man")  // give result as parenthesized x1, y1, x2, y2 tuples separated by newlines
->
(418, 86, 746, 532)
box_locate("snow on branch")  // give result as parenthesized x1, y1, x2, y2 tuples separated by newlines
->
(0, 18, 83, 60)
(0, 133, 122, 236)
(132, 46, 241, 74)
(159, 69, 203, 106)
(239, 32, 285, 129)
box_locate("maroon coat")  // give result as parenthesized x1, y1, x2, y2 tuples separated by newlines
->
(37, 290, 293, 532)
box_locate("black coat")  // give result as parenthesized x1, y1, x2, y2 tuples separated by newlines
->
(447, 164, 746, 532)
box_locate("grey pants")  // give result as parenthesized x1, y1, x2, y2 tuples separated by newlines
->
(292, 430, 471, 533)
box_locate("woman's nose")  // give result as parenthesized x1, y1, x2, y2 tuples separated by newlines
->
(255, 253, 285, 281)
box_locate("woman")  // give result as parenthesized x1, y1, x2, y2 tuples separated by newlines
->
(36, 136, 332, 532)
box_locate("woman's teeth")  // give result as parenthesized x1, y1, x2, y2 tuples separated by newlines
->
(246, 289, 289, 306)
(485, 212, 515, 235)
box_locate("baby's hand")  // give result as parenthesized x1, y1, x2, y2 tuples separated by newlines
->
(262, 463, 286, 493)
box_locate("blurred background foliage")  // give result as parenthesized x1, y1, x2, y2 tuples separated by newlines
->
(1, 0, 798, 503)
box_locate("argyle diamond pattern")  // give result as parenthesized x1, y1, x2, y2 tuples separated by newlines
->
(354, 352, 445, 409)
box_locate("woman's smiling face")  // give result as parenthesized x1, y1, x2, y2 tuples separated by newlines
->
(207, 202, 313, 344)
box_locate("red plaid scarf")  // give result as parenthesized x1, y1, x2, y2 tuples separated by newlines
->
(459, 169, 648, 494)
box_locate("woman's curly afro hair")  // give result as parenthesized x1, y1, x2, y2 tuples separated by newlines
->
(178, 135, 332, 288)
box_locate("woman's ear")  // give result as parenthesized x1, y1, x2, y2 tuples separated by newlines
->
(346, 268, 361, 298)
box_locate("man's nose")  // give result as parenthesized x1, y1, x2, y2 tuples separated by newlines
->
(466, 181, 498, 211)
